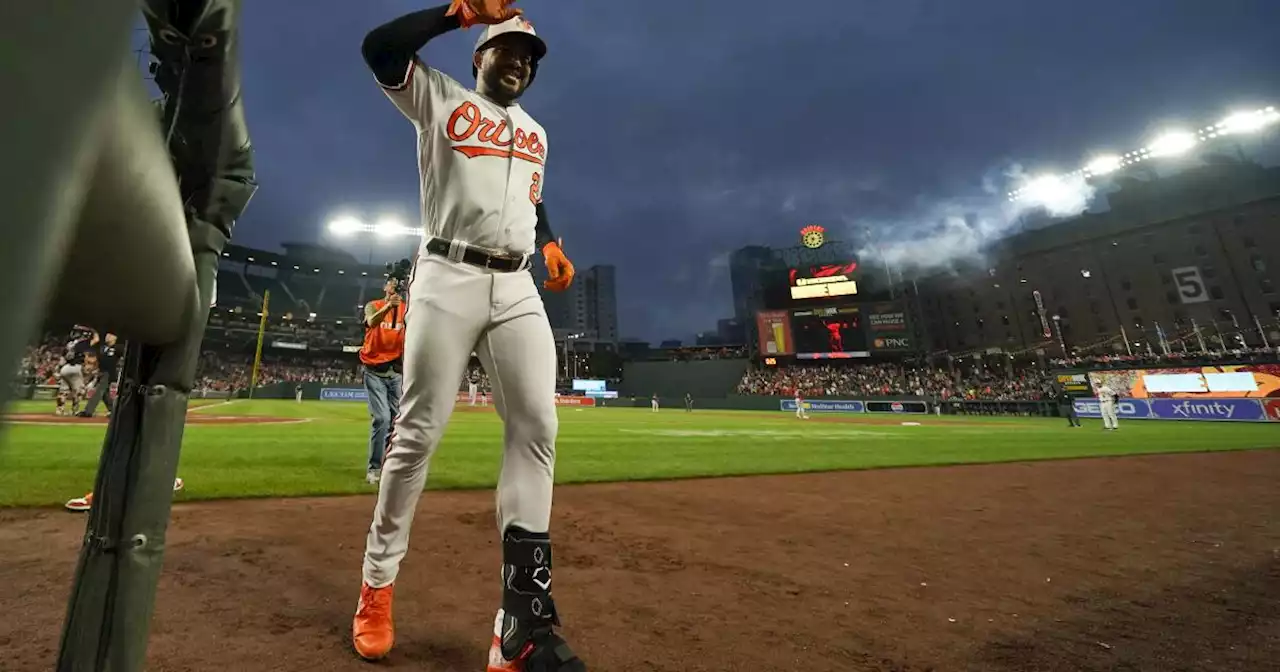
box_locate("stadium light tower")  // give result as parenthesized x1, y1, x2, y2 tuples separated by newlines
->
(1145, 130, 1197, 157)
(1007, 104, 1277, 201)
(328, 216, 363, 237)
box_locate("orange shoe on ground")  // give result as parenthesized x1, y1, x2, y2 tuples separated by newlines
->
(352, 582, 395, 661)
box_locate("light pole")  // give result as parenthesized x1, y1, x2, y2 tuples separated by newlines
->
(1050, 314, 1067, 357)
(563, 332, 584, 380)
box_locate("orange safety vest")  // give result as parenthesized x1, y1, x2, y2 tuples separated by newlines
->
(359, 299, 407, 368)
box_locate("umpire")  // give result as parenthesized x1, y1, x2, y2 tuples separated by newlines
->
(359, 278, 407, 485)
(79, 332, 120, 418)
(1058, 386, 1080, 428)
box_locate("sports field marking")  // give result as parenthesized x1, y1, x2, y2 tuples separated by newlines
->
(188, 399, 239, 413)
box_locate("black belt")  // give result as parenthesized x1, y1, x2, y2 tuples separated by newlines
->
(425, 237, 528, 273)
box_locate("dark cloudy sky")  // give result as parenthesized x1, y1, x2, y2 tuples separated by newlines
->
(217, 0, 1280, 343)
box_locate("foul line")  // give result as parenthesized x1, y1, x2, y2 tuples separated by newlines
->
(187, 399, 239, 413)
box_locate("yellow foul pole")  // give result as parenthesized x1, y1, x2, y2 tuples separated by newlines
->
(249, 290, 270, 397)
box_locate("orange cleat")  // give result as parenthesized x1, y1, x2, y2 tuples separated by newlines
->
(352, 582, 395, 661)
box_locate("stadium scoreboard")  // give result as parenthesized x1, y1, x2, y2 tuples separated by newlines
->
(788, 261, 858, 301)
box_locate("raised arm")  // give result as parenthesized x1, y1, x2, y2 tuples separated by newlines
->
(360, 4, 461, 89)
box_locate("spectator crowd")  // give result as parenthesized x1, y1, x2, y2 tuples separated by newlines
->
(738, 362, 1054, 401)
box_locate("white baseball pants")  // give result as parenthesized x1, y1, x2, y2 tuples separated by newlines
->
(1100, 402, 1119, 429)
(363, 254, 559, 589)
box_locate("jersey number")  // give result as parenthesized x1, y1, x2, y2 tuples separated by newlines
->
(529, 172, 542, 205)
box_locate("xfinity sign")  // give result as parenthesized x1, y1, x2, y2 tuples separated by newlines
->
(1150, 398, 1264, 422)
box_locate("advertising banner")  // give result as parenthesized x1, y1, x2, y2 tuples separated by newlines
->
(1052, 370, 1091, 394)
(755, 310, 794, 355)
(1088, 364, 1280, 399)
(320, 387, 367, 402)
(1148, 398, 1264, 422)
(865, 400, 928, 414)
(780, 399, 864, 413)
(555, 395, 597, 407)
(1264, 399, 1280, 422)
(865, 302, 912, 352)
(1072, 397, 1152, 419)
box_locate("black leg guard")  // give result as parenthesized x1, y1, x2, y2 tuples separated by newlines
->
(500, 527, 587, 671)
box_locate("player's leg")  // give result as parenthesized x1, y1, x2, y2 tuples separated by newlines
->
(68, 367, 85, 414)
(477, 272, 585, 671)
(82, 374, 107, 417)
(355, 259, 487, 661)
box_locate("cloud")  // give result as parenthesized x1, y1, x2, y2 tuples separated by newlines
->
(853, 161, 1098, 275)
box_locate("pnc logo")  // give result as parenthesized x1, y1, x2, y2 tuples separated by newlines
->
(446, 101, 546, 165)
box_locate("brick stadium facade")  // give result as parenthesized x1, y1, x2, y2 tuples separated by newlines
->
(912, 162, 1280, 355)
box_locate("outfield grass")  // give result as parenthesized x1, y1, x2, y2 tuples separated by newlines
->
(0, 399, 1276, 508)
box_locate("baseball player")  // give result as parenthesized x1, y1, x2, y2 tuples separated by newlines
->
(56, 331, 96, 416)
(795, 391, 809, 419)
(353, 4, 585, 671)
(468, 373, 480, 406)
(651, 393, 659, 412)
(1097, 383, 1119, 431)
(684, 392, 693, 413)
(295, 382, 304, 404)
(1057, 386, 1080, 428)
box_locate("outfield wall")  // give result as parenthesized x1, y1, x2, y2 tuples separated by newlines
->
(617, 359, 749, 398)
(1072, 396, 1278, 422)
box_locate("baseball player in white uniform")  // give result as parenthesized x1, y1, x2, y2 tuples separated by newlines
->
(468, 376, 480, 406)
(353, 4, 586, 671)
(1097, 383, 1119, 430)
(795, 392, 809, 419)
(650, 393, 659, 412)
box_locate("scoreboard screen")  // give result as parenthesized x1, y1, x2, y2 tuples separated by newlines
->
(791, 305, 869, 359)
(788, 261, 858, 301)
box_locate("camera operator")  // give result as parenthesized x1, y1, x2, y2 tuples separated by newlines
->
(359, 274, 408, 485)
(79, 332, 120, 418)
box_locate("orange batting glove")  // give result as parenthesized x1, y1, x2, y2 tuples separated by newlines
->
(446, 0, 522, 28)
(542, 240, 574, 292)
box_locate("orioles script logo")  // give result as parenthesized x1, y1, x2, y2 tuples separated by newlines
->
(447, 101, 545, 165)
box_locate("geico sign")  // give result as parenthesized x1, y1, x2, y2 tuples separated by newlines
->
(1073, 400, 1142, 416)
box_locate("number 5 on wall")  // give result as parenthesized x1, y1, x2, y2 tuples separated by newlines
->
(1171, 266, 1209, 304)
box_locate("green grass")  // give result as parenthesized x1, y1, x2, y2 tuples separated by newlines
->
(1, 399, 1276, 508)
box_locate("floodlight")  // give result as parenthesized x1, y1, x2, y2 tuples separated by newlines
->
(1145, 131, 1197, 157)
(374, 217, 404, 238)
(328, 216, 364, 236)
(1084, 154, 1122, 176)
(1217, 108, 1279, 135)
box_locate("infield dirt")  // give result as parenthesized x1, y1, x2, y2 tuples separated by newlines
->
(2, 450, 1278, 671)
